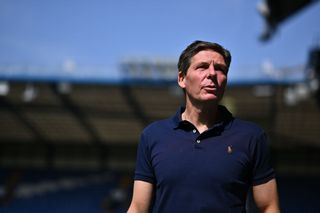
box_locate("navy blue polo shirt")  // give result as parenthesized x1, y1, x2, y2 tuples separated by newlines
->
(134, 105, 275, 213)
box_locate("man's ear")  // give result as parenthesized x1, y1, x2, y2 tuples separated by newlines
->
(177, 71, 186, 89)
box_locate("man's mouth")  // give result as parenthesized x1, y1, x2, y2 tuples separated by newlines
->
(203, 85, 217, 92)
(204, 85, 216, 89)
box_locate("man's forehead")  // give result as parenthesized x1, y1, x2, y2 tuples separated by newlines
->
(191, 50, 226, 64)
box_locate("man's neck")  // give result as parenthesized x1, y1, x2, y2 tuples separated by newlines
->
(182, 101, 220, 134)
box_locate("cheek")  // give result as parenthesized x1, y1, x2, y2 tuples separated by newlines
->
(218, 75, 227, 86)
(187, 74, 203, 86)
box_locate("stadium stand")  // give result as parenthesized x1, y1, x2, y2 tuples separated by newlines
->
(0, 80, 320, 212)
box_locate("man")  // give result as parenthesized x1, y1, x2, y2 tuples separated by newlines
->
(128, 40, 280, 213)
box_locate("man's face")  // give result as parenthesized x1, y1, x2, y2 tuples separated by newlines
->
(178, 49, 228, 104)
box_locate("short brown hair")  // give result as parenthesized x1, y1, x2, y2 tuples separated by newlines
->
(177, 40, 231, 76)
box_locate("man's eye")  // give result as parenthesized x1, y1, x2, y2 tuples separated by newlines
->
(214, 65, 227, 73)
(197, 65, 209, 70)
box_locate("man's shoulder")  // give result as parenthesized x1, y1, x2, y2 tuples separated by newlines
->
(230, 118, 265, 135)
(143, 117, 174, 134)
(139, 117, 175, 147)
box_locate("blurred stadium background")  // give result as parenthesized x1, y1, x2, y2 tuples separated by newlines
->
(1, 0, 320, 212)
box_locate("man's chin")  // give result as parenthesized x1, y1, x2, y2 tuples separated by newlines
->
(201, 95, 221, 103)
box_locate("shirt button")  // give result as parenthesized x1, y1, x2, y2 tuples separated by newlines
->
(196, 140, 200, 144)
(193, 129, 196, 133)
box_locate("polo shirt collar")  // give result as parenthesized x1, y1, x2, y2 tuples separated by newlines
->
(172, 105, 234, 131)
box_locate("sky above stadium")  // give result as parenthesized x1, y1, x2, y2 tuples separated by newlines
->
(0, 0, 319, 82)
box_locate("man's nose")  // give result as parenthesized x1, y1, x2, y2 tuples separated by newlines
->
(208, 65, 216, 77)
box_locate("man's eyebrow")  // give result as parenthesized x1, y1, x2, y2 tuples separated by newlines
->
(193, 61, 210, 67)
(214, 62, 227, 68)
(195, 61, 226, 67)
(197, 61, 210, 66)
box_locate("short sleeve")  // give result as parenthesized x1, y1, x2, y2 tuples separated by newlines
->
(134, 131, 156, 184)
(251, 132, 275, 186)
